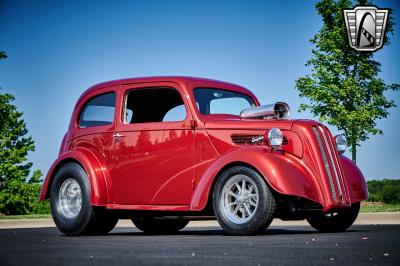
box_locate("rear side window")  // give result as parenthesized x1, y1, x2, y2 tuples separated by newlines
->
(124, 87, 186, 123)
(79, 92, 116, 128)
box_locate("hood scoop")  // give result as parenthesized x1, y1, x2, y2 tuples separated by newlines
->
(240, 102, 290, 119)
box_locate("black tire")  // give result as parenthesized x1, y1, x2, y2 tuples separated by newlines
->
(50, 162, 118, 236)
(212, 166, 276, 236)
(83, 207, 119, 235)
(306, 202, 360, 233)
(132, 217, 189, 234)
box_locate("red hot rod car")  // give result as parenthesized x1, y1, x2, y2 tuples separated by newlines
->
(40, 76, 368, 236)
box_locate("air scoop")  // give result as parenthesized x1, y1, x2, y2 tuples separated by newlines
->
(240, 102, 290, 119)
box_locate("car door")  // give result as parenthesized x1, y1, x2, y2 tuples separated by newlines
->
(112, 82, 195, 205)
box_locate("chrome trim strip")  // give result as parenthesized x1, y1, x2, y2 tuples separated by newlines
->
(319, 126, 343, 200)
(326, 129, 347, 201)
(312, 126, 336, 201)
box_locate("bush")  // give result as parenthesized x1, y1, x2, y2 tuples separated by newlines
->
(0, 178, 50, 215)
(367, 179, 400, 204)
(382, 186, 400, 204)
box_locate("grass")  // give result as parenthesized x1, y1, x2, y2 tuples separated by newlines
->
(360, 202, 400, 213)
(0, 214, 51, 220)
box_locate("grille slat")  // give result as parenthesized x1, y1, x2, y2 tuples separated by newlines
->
(324, 128, 349, 202)
(312, 125, 349, 204)
(319, 126, 343, 200)
(312, 126, 337, 201)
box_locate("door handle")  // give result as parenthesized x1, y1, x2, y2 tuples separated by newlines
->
(113, 133, 126, 141)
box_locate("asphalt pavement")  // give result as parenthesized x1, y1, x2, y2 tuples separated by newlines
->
(0, 223, 399, 265)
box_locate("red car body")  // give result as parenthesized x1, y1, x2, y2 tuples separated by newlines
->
(40, 76, 367, 222)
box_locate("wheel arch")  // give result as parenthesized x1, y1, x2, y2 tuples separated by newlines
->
(204, 161, 272, 211)
(340, 156, 368, 203)
(190, 147, 320, 211)
(39, 149, 110, 206)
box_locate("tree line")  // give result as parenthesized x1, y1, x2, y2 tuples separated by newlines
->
(367, 179, 400, 204)
(0, 51, 49, 215)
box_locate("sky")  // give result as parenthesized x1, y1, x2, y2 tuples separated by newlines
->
(0, 0, 399, 181)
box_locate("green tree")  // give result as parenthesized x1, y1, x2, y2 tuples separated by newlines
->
(367, 179, 400, 203)
(295, 0, 400, 163)
(0, 51, 49, 214)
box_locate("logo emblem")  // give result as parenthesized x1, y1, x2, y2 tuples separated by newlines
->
(251, 135, 264, 144)
(343, 6, 389, 51)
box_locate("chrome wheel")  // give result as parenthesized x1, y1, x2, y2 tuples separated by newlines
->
(58, 178, 82, 219)
(220, 174, 259, 224)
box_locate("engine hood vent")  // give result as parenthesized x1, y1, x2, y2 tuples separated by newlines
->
(231, 134, 265, 145)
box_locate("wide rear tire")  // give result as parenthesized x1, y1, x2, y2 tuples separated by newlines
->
(306, 202, 360, 233)
(50, 162, 118, 236)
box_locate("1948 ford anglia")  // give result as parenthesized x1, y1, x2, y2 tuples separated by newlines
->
(39, 76, 368, 236)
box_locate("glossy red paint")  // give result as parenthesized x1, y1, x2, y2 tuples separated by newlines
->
(340, 156, 368, 203)
(190, 146, 320, 211)
(40, 76, 367, 215)
(40, 149, 110, 206)
(113, 82, 195, 205)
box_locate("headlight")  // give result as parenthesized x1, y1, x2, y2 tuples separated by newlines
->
(268, 128, 283, 148)
(335, 134, 347, 155)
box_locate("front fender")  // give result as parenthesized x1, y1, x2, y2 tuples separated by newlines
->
(190, 147, 320, 211)
(340, 156, 368, 203)
(39, 149, 109, 206)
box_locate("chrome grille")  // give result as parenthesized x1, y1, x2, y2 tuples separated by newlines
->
(312, 126, 337, 201)
(312, 125, 349, 203)
(318, 126, 343, 199)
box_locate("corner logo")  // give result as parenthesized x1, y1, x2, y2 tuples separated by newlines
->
(343, 6, 389, 52)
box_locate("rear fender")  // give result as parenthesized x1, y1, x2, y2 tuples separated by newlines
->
(340, 156, 368, 203)
(190, 146, 320, 211)
(39, 149, 109, 206)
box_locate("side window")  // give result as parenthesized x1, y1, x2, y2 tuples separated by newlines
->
(163, 105, 186, 122)
(124, 87, 186, 123)
(210, 97, 251, 115)
(79, 92, 116, 128)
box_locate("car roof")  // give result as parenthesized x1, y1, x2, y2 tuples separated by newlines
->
(81, 76, 254, 97)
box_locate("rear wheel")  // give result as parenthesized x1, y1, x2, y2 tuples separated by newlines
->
(132, 217, 189, 234)
(212, 166, 276, 236)
(306, 202, 360, 233)
(50, 162, 118, 236)
(84, 207, 119, 235)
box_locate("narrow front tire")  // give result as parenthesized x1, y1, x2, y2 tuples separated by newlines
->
(212, 166, 276, 236)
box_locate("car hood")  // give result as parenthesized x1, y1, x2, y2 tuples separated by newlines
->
(204, 118, 295, 130)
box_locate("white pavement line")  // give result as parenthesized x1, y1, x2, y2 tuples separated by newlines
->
(0, 212, 399, 229)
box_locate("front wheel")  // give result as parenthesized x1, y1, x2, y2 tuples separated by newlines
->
(306, 202, 360, 233)
(212, 166, 276, 236)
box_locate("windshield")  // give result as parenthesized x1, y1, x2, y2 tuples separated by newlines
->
(194, 88, 256, 116)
